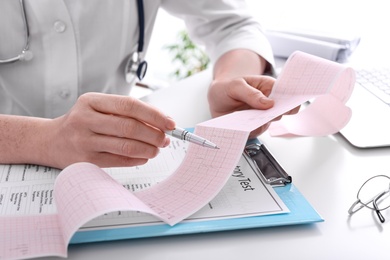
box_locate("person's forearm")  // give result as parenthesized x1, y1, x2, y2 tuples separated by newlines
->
(213, 49, 269, 80)
(0, 115, 52, 166)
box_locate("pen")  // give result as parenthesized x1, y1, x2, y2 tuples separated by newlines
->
(165, 127, 219, 149)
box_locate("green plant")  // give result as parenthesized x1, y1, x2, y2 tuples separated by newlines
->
(163, 30, 210, 80)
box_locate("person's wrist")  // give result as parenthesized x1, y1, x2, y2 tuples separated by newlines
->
(34, 117, 63, 168)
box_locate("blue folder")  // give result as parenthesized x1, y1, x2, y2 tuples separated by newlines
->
(70, 183, 323, 244)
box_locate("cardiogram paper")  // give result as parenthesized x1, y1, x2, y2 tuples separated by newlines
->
(0, 51, 355, 260)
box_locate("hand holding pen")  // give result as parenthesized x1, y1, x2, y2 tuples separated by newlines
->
(165, 127, 219, 149)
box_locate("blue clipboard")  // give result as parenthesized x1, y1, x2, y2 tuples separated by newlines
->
(70, 137, 323, 244)
(70, 183, 322, 244)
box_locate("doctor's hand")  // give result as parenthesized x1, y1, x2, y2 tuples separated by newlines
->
(47, 93, 175, 169)
(208, 75, 299, 137)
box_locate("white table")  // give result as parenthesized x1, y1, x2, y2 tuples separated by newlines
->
(46, 68, 390, 260)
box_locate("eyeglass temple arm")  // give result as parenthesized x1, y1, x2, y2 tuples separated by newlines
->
(348, 191, 381, 215)
(373, 191, 387, 223)
(348, 199, 364, 215)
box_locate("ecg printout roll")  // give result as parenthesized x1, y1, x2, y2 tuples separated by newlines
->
(0, 51, 355, 260)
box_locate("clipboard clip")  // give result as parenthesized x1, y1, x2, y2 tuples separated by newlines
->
(244, 142, 292, 187)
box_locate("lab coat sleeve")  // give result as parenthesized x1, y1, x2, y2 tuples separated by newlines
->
(160, 0, 274, 68)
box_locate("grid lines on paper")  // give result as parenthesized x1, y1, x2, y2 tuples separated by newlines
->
(0, 214, 66, 259)
(53, 163, 156, 243)
(135, 126, 249, 225)
(274, 52, 343, 98)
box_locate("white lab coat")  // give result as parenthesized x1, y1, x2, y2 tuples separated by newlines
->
(0, 0, 273, 118)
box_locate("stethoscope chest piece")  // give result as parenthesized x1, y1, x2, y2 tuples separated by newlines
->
(125, 51, 148, 84)
(125, 0, 148, 84)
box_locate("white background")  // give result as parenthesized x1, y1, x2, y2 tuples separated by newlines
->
(141, 0, 389, 90)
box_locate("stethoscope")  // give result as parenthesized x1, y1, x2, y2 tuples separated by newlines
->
(0, 0, 148, 85)
(124, 0, 148, 84)
(0, 0, 33, 63)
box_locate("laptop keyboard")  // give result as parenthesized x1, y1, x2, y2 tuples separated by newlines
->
(356, 68, 390, 105)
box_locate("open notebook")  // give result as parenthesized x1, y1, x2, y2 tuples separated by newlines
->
(339, 67, 390, 148)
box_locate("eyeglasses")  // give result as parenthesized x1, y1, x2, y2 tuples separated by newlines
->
(348, 175, 390, 223)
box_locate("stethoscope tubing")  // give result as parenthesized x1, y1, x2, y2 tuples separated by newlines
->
(0, 0, 148, 83)
(0, 0, 31, 64)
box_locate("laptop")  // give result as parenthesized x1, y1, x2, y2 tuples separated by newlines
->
(339, 67, 390, 148)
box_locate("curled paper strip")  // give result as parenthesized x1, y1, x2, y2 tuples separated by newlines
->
(268, 51, 355, 137)
(0, 51, 355, 260)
